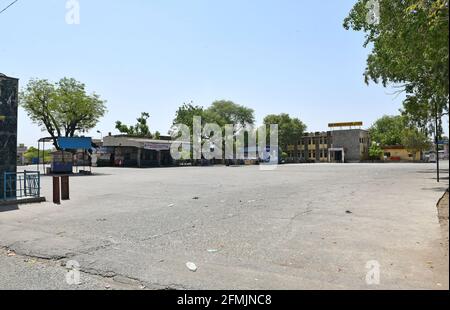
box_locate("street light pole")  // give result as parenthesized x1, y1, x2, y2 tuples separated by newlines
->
(434, 102, 440, 183)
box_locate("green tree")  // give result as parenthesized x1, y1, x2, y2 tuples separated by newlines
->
(369, 142, 383, 160)
(115, 112, 154, 137)
(171, 102, 205, 130)
(263, 113, 307, 162)
(21, 78, 107, 150)
(344, 0, 449, 134)
(171, 100, 256, 159)
(401, 128, 432, 160)
(23, 147, 52, 163)
(369, 115, 406, 146)
(172, 100, 254, 131)
(204, 100, 255, 128)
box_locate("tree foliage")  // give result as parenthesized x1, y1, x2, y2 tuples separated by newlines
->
(370, 114, 431, 157)
(401, 128, 432, 159)
(369, 142, 384, 160)
(204, 100, 255, 128)
(344, 0, 449, 133)
(20, 78, 107, 149)
(172, 102, 205, 130)
(369, 115, 407, 146)
(171, 100, 255, 159)
(115, 112, 154, 137)
(172, 100, 255, 129)
(23, 147, 52, 163)
(263, 113, 307, 161)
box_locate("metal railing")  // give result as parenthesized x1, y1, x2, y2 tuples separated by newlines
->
(3, 171, 41, 200)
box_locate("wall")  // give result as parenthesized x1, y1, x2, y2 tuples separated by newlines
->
(331, 129, 369, 162)
(383, 147, 420, 161)
(0, 75, 19, 198)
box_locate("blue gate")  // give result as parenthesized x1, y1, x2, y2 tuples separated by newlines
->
(3, 171, 41, 200)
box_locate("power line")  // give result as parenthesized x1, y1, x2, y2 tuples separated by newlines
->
(0, 0, 19, 15)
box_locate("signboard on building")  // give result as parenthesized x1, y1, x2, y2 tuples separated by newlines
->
(143, 142, 171, 151)
(328, 122, 363, 128)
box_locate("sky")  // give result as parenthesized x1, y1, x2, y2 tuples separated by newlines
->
(1, 0, 445, 147)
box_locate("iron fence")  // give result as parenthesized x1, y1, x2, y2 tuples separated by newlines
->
(3, 171, 41, 200)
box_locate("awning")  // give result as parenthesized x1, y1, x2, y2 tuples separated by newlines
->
(57, 137, 93, 150)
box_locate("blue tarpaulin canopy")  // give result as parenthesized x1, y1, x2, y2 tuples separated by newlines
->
(57, 137, 92, 150)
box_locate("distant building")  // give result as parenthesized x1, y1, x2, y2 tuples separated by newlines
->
(287, 122, 370, 163)
(102, 135, 174, 167)
(17, 144, 28, 165)
(382, 145, 421, 161)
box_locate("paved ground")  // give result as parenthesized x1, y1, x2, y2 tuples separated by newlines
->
(0, 162, 448, 290)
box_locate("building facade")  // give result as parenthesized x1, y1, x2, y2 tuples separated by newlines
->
(287, 127, 370, 163)
(102, 135, 174, 167)
(287, 131, 331, 162)
(0, 74, 19, 198)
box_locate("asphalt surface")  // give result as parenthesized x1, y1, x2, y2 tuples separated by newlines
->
(0, 162, 448, 290)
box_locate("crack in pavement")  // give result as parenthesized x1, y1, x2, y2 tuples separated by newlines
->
(0, 246, 188, 290)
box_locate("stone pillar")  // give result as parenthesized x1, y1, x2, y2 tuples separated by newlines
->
(0, 74, 19, 199)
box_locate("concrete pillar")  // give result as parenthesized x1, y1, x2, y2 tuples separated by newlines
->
(0, 74, 18, 199)
(156, 151, 161, 166)
(137, 148, 142, 168)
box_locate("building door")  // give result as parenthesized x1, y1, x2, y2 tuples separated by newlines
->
(335, 150, 342, 162)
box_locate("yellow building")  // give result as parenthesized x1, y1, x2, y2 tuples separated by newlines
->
(382, 146, 421, 161)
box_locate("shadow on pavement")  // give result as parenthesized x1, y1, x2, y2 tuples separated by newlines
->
(0, 204, 19, 213)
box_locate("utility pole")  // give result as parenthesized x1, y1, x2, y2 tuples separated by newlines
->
(434, 101, 440, 183)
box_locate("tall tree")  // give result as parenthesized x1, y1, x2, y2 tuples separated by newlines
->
(21, 78, 107, 149)
(344, 0, 449, 134)
(263, 113, 307, 162)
